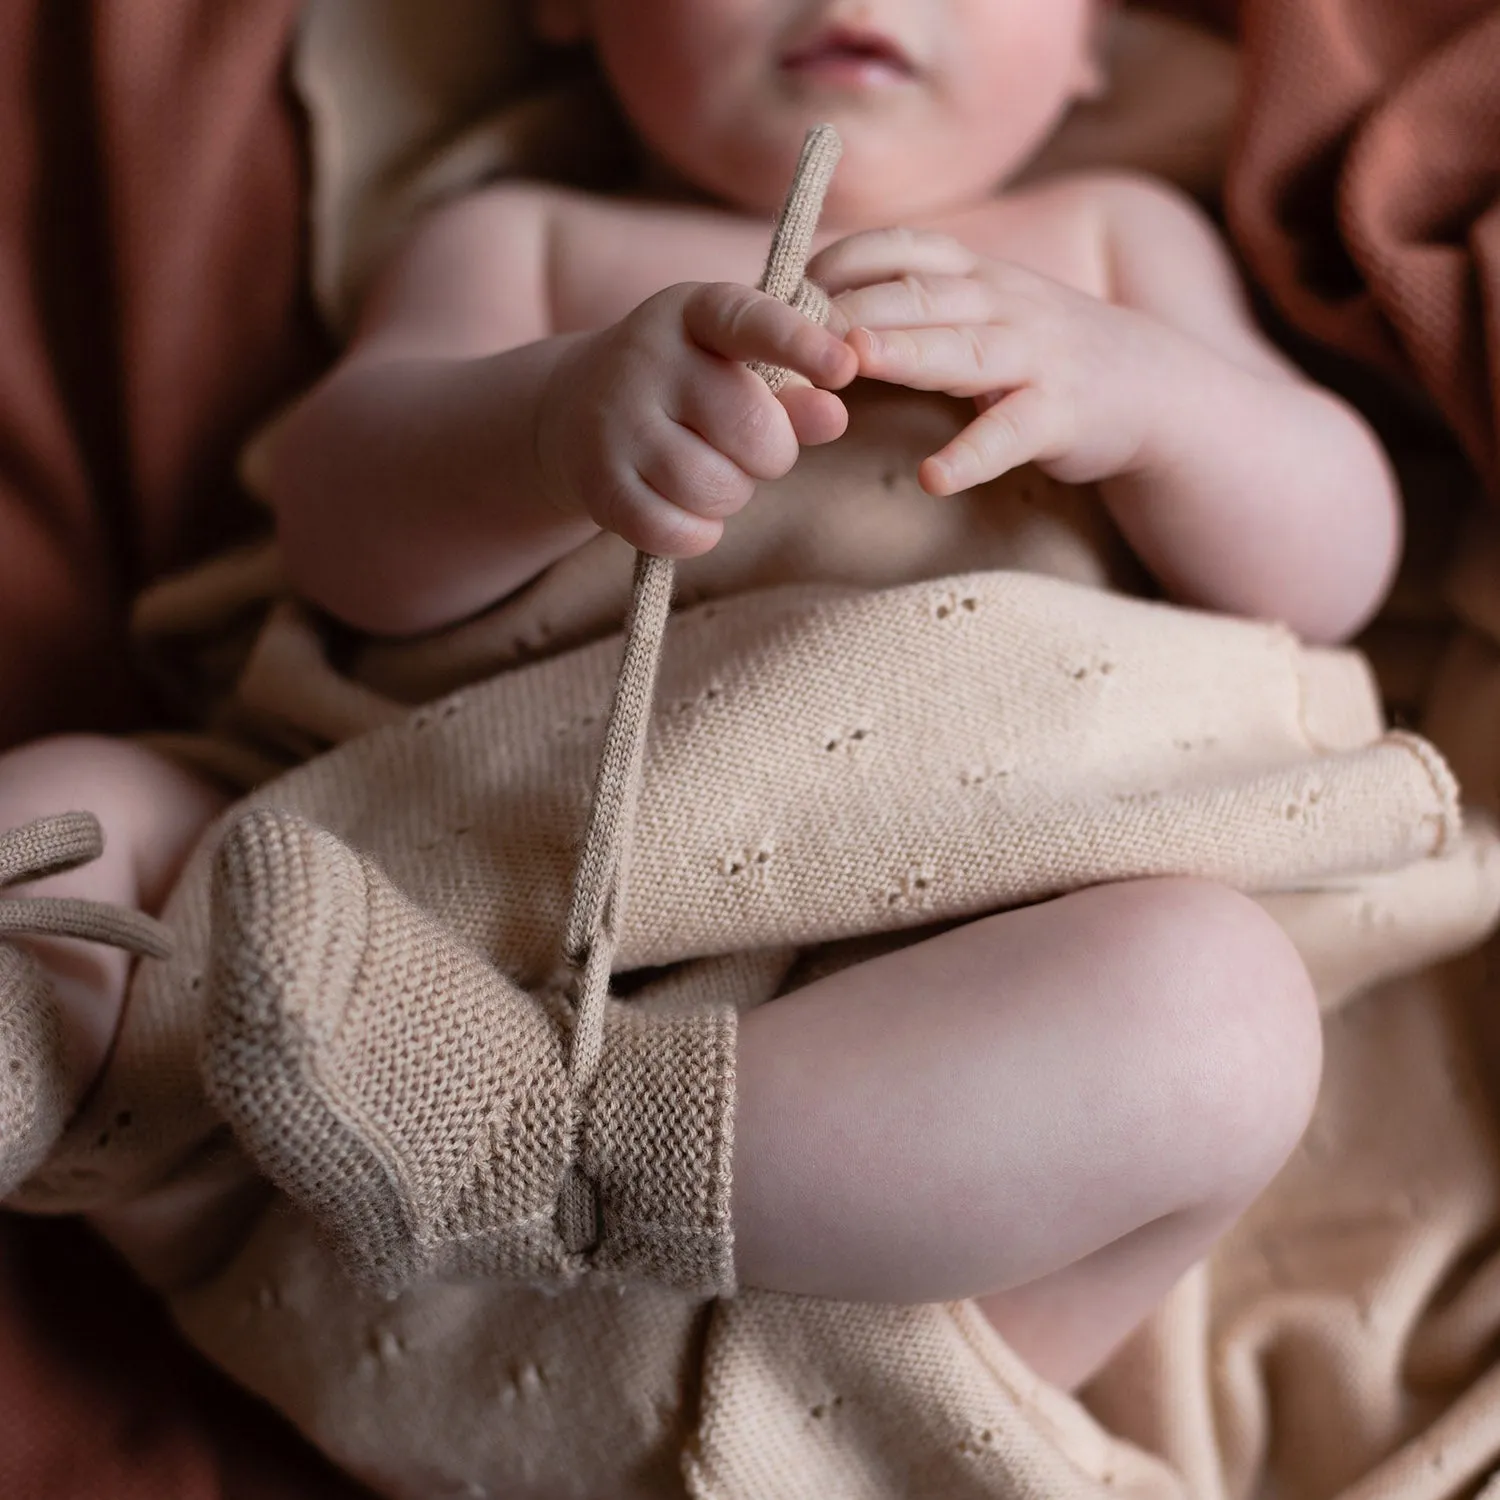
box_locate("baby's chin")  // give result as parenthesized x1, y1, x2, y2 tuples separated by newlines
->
(807, 165, 1009, 231)
(715, 152, 1015, 232)
(636, 110, 1033, 228)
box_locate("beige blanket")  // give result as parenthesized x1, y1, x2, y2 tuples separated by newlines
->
(21, 454, 1497, 1500)
(18, 7, 1500, 1499)
(16, 413, 1486, 1500)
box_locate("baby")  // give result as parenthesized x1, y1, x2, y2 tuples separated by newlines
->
(0, 0, 1403, 1406)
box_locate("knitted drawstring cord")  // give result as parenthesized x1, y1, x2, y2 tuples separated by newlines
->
(554, 125, 843, 1253)
(0, 812, 174, 959)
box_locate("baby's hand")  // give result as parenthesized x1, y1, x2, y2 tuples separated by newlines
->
(810, 229, 1165, 496)
(537, 283, 856, 557)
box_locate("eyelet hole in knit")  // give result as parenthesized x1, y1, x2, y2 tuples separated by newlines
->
(885, 869, 937, 909)
(722, 844, 775, 879)
(933, 592, 979, 620)
(959, 764, 1011, 788)
(1069, 657, 1117, 681)
(667, 681, 725, 717)
(824, 727, 872, 754)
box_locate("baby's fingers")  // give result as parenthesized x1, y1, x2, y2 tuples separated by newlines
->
(596, 463, 725, 558)
(778, 384, 848, 447)
(808, 228, 978, 296)
(836, 274, 997, 334)
(920, 387, 1072, 495)
(851, 324, 1029, 398)
(682, 283, 855, 388)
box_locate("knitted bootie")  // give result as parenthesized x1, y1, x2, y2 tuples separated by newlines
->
(0, 945, 67, 1197)
(202, 807, 738, 1297)
(0, 813, 173, 1198)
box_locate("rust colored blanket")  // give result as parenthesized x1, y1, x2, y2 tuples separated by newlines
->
(0, 3, 361, 1495)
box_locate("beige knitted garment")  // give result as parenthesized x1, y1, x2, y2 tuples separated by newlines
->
(20, 452, 1499, 1500)
(41, 478, 1489, 1500)
(9, 501, 1478, 1498)
(7, 9, 1500, 1500)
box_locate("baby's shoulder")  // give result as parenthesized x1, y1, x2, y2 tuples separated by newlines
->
(975, 170, 1239, 313)
(444, 178, 676, 235)
(933, 170, 1219, 303)
(420, 178, 735, 269)
(413, 176, 576, 243)
(407, 176, 656, 259)
(1003, 169, 1226, 258)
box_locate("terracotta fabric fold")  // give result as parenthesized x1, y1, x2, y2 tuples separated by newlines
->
(0, 3, 352, 1497)
(1212, 0, 1500, 496)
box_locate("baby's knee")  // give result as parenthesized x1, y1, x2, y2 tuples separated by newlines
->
(0, 734, 154, 811)
(0, 735, 127, 844)
(0, 734, 224, 908)
(1123, 878, 1322, 1203)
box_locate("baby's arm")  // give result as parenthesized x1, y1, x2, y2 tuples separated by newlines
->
(250, 188, 855, 636)
(1090, 176, 1399, 643)
(817, 178, 1400, 643)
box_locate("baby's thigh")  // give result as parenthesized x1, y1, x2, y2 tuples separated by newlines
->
(1033, 877, 1324, 1185)
(735, 877, 1322, 1300)
(963, 876, 1323, 1186)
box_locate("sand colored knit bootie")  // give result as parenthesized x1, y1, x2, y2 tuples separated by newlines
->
(202, 807, 738, 1297)
(0, 944, 67, 1197)
(0, 813, 174, 1198)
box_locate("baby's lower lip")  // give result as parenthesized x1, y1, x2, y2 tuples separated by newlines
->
(780, 53, 913, 89)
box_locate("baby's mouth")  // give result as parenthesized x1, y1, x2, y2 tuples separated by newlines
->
(779, 26, 917, 88)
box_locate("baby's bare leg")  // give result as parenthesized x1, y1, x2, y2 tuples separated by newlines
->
(0, 735, 226, 1107)
(733, 878, 1321, 1391)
